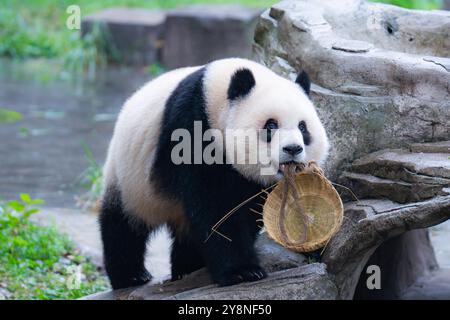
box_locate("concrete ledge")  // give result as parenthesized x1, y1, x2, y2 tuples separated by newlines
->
(161, 5, 262, 68)
(82, 8, 166, 65)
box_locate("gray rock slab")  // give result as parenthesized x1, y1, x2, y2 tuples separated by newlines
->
(82, 8, 165, 65)
(339, 171, 447, 203)
(83, 263, 338, 300)
(352, 149, 450, 180)
(410, 140, 450, 154)
(171, 264, 338, 300)
(162, 5, 262, 69)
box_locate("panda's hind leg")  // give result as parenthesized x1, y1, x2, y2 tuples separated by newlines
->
(99, 185, 151, 289)
(169, 226, 205, 281)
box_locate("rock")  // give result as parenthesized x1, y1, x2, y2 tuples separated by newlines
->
(351, 148, 450, 181)
(339, 171, 446, 203)
(410, 140, 450, 154)
(323, 195, 450, 299)
(83, 263, 338, 300)
(162, 5, 262, 69)
(444, 0, 450, 10)
(256, 232, 307, 273)
(170, 264, 338, 300)
(82, 8, 165, 65)
(253, 0, 450, 179)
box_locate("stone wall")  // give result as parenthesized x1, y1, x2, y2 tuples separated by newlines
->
(82, 5, 261, 68)
(253, 0, 450, 179)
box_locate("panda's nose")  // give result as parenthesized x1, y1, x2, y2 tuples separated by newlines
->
(283, 144, 303, 156)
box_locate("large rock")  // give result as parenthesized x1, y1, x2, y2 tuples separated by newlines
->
(82, 263, 338, 300)
(410, 141, 450, 154)
(339, 171, 447, 203)
(162, 5, 262, 69)
(351, 149, 450, 181)
(253, 0, 450, 179)
(82, 8, 165, 65)
(338, 142, 450, 202)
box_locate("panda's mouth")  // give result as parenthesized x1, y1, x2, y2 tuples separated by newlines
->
(278, 161, 304, 175)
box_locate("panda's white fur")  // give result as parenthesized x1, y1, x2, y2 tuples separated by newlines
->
(103, 66, 201, 229)
(101, 58, 329, 288)
(103, 58, 328, 228)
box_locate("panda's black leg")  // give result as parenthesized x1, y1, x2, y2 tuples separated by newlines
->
(202, 225, 266, 287)
(99, 185, 151, 289)
(169, 227, 205, 281)
(186, 203, 266, 287)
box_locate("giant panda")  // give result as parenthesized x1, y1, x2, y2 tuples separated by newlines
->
(100, 58, 329, 289)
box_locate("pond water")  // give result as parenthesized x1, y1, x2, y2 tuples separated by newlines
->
(0, 59, 151, 207)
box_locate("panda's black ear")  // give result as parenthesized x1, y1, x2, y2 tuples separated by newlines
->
(295, 71, 311, 96)
(227, 68, 256, 101)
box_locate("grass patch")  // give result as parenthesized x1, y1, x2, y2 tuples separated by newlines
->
(76, 143, 103, 212)
(0, 108, 22, 124)
(372, 0, 442, 9)
(0, 194, 109, 299)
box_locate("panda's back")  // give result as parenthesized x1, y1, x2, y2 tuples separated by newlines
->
(103, 66, 201, 227)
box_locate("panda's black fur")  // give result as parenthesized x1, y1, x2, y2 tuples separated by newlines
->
(99, 185, 151, 289)
(101, 67, 269, 289)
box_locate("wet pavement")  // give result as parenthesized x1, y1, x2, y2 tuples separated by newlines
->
(0, 59, 150, 206)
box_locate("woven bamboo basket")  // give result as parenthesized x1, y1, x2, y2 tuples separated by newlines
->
(263, 164, 343, 252)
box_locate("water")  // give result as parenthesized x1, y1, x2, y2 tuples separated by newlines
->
(0, 59, 151, 207)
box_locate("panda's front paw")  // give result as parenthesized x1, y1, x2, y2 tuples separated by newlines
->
(110, 269, 151, 289)
(215, 265, 267, 287)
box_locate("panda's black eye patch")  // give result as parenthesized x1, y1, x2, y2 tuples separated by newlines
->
(264, 119, 278, 131)
(298, 121, 307, 133)
(299, 121, 312, 145)
(262, 119, 278, 143)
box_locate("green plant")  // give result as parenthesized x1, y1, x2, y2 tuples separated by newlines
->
(0, 108, 22, 124)
(0, 9, 58, 58)
(372, 0, 442, 9)
(79, 143, 103, 197)
(0, 194, 108, 299)
(63, 24, 119, 80)
(148, 63, 166, 77)
(75, 143, 103, 211)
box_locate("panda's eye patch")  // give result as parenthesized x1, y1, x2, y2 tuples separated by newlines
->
(263, 119, 278, 143)
(264, 119, 278, 131)
(298, 121, 307, 133)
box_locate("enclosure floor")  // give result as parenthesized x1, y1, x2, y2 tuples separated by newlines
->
(401, 268, 450, 300)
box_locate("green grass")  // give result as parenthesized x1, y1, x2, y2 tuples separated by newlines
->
(0, 108, 22, 124)
(75, 143, 104, 211)
(0, 194, 109, 299)
(372, 0, 442, 9)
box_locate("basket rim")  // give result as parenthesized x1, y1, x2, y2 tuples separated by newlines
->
(262, 170, 344, 252)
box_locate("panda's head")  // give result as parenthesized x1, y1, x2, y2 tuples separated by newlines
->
(204, 59, 329, 186)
